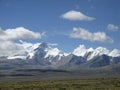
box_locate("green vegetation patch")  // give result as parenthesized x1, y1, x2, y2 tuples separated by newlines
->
(0, 78, 120, 90)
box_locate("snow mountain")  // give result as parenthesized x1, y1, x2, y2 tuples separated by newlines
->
(1, 42, 120, 69)
(73, 45, 120, 60)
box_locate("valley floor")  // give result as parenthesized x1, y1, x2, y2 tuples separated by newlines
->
(0, 78, 120, 90)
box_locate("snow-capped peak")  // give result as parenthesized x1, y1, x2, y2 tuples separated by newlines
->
(73, 45, 87, 57)
(109, 49, 120, 57)
(44, 47, 61, 58)
(87, 47, 110, 60)
(87, 47, 94, 52)
(73, 45, 111, 61)
(30, 43, 41, 50)
(73, 45, 93, 57)
(26, 43, 41, 59)
(94, 47, 109, 56)
(27, 42, 66, 59)
(6, 42, 120, 63)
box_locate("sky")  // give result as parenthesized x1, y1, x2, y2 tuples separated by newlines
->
(0, 0, 120, 54)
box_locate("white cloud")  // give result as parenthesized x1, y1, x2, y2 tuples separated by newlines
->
(19, 40, 33, 49)
(0, 27, 46, 57)
(70, 27, 113, 43)
(61, 10, 95, 21)
(0, 41, 24, 56)
(0, 40, 35, 57)
(107, 24, 119, 31)
(0, 27, 45, 41)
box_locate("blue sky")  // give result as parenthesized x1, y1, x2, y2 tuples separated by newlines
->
(0, 0, 120, 53)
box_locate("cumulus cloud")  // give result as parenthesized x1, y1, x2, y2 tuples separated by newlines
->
(0, 27, 45, 41)
(0, 27, 45, 56)
(107, 24, 119, 31)
(70, 27, 113, 43)
(0, 30, 5, 35)
(0, 41, 24, 56)
(0, 40, 36, 57)
(61, 10, 95, 21)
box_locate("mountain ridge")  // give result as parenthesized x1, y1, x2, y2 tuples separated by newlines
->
(0, 42, 120, 70)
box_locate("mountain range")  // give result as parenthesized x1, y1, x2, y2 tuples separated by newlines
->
(0, 42, 120, 70)
(1, 42, 120, 81)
